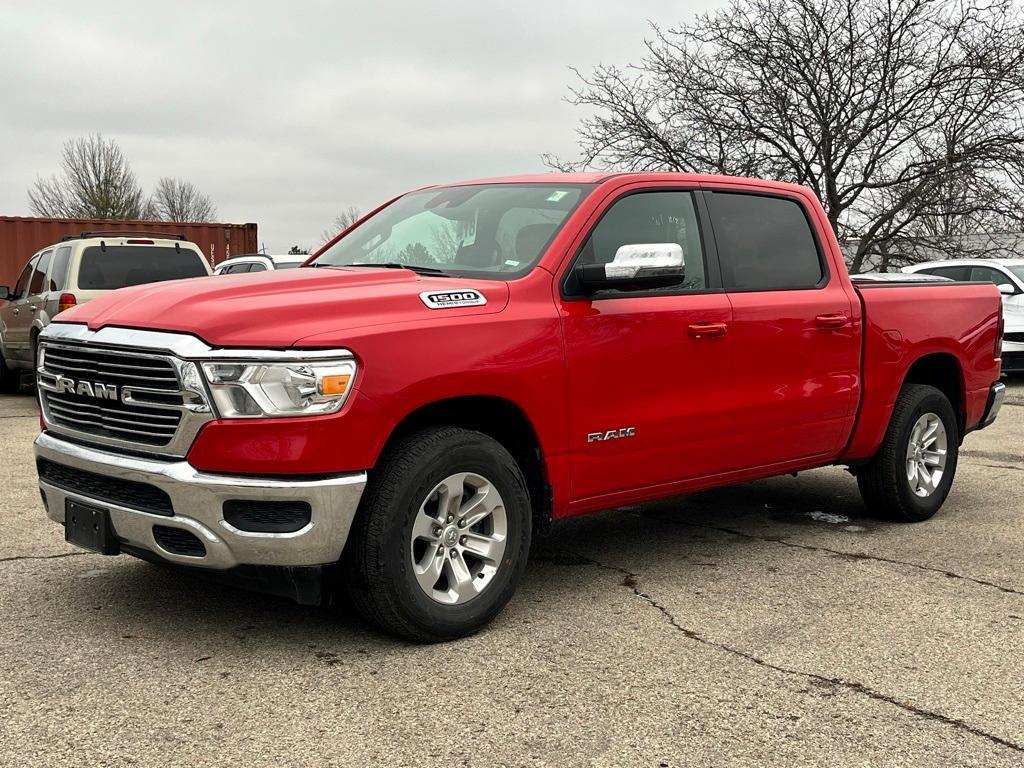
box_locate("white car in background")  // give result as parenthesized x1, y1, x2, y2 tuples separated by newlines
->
(213, 254, 306, 275)
(903, 258, 1024, 374)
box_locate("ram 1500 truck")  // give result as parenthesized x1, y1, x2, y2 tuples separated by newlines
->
(33, 173, 1006, 641)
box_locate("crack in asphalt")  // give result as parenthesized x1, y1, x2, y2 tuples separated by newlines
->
(967, 461, 1024, 473)
(556, 550, 1024, 755)
(0, 551, 89, 564)
(628, 513, 1024, 598)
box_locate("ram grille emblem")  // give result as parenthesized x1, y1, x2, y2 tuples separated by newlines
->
(54, 375, 119, 400)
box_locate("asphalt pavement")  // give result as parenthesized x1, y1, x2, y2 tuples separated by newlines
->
(2, 381, 1023, 767)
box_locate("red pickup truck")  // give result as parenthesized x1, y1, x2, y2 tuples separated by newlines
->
(34, 173, 1006, 641)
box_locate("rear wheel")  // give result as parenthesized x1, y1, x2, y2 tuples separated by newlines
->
(343, 426, 532, 642)
(857, 384, 958, 522)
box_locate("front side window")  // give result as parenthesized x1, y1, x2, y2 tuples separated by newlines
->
(969, 266, 1013, 287)
(48, 246, 72, 292)
(708, 192, 824, 291)
(565, 190, 707, 297)
(77, 246, 208, 289)
(12, 259, 35, 299)
(312, 184, 592, 278)
(248, 262, 267, 273)
(29, 250, 53, 295)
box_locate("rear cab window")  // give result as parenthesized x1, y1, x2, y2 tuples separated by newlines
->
(707, 192, 824, 291)
(76, 246, 208, 290)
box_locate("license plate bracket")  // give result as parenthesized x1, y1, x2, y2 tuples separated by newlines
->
(64, 500, 120, 555)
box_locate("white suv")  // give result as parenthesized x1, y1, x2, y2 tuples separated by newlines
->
(213, 254, 305, 275)
(903, 258, 1024, 373)
(0, 232, 211, 392)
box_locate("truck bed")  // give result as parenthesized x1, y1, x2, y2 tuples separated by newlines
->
(842, 280, 1003, 461)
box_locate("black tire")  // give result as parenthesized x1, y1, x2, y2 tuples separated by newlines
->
(343, 426, 532, 642)
(857, 384, 959, 522)
(0, 355, 21, 394)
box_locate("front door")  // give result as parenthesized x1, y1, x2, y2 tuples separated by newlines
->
(1, 257, 38, 365)
(559, 188, 734, 506)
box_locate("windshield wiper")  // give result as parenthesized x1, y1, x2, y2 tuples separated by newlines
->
(341, 262, 452, 276)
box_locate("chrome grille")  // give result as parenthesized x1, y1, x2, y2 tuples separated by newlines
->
(39, 343, 187, 448)
(42, 346, 180, 391)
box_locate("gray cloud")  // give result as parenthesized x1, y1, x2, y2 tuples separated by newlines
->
(0, 0, 716, 252)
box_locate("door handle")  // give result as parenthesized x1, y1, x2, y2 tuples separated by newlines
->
(688, 321, 728, 339)
(815, 313, 848, 329)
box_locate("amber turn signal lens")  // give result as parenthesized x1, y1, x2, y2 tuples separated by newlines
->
(319, 373, 351, 396)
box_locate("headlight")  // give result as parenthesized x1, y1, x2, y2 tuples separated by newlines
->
(201, 358, 357, 418)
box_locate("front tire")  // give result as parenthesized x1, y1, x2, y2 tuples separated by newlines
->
(857, 384, 959, 522)
(343, 427, 532, 642)
(0, 355, 21, 394)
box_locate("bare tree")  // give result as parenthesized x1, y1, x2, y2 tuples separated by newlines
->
(149, 177, 218, 222)
(319, 206, 362, 246)
(28, 134, 148, 219)
(549, 0, 1024, 271)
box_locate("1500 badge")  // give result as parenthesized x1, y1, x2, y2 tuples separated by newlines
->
(419, 289, 487, 309)
(587, 427, 636, 443)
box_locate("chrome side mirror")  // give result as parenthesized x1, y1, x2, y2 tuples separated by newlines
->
(997, 283, 1016, 296)
(576, 243, 686, 292)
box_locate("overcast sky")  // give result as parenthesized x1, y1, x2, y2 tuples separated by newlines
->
(0, 1, 718, 253)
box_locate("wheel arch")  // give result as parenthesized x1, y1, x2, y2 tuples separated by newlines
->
(900, 352, 966, 438)
(379, 395, 553, 533)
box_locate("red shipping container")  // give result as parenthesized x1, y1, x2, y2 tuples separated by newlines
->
(0, 216, 258, 288)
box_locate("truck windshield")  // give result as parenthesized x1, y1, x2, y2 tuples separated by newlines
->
(77, 246, 209, 289)
(311, 183, 592, 278)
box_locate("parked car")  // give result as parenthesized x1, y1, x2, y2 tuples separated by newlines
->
(851, 272, 952, 283)
(903, 258, 1024, 373)
(33, 173, 1005, 641)
(0, 232, 211, 392)
(213, 254, 305, 275)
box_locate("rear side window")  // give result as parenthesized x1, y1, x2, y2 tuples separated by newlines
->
(708, 192, 824, 291)
(248, 262, 267, 273)
(48, 246, 72, 292)
(223, 263, 251, 274)
(77, 246, 208, 290)
(29, 250, 53, 295)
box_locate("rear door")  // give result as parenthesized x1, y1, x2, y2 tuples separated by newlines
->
(705, 186, 859, 468)
(559, 185, 734, 504)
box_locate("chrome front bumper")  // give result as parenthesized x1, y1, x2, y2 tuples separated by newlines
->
(35, 431, 367, 570)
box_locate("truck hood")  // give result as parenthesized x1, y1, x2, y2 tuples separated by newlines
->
(58, 266, 510, 348)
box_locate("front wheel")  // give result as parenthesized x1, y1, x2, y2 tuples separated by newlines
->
(857, 384, 959, 522)
(343, 426, 532, 642)
(0, 355, 21, 394)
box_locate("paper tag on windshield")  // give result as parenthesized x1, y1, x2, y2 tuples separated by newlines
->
(546, 190, 568, 202)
